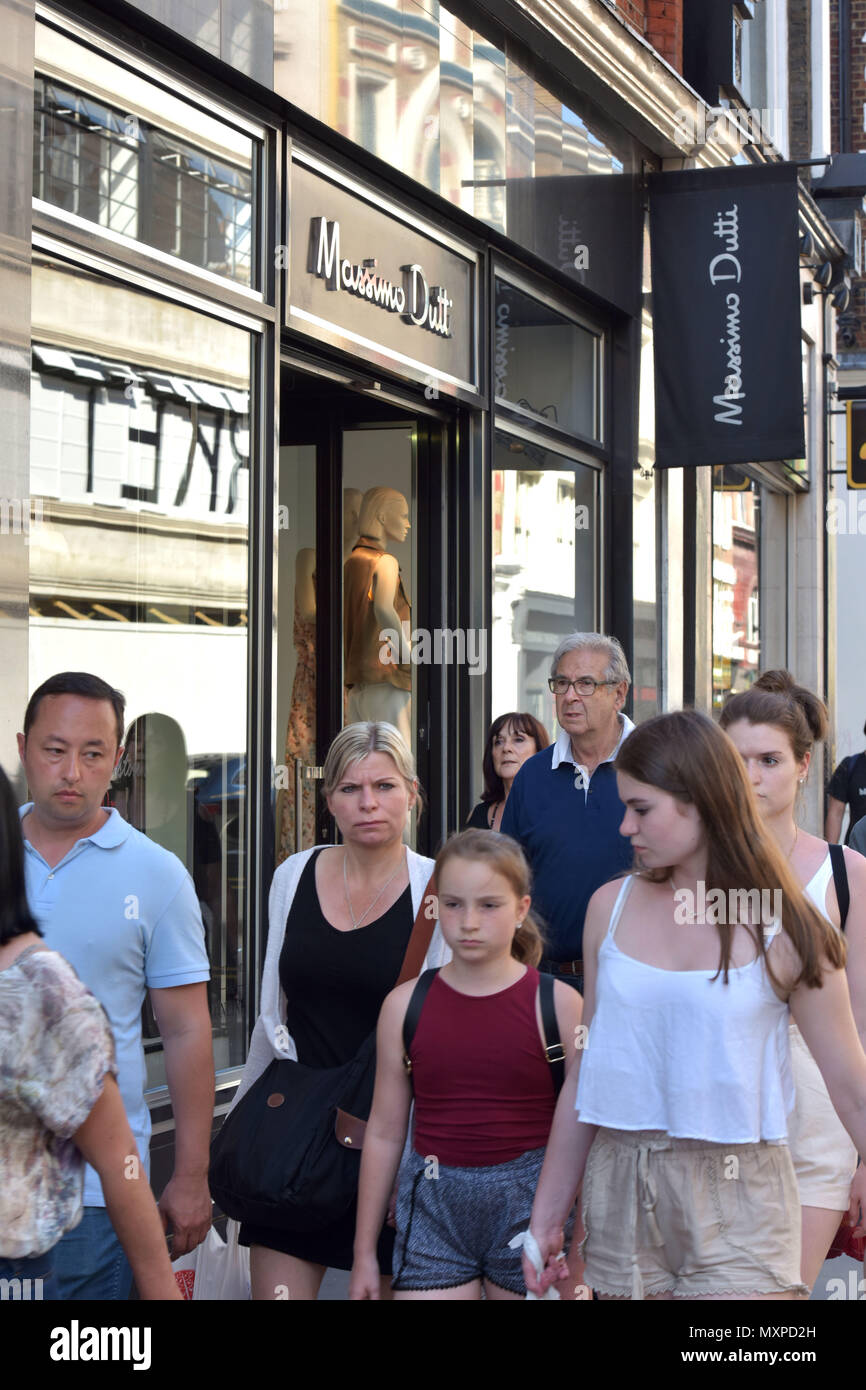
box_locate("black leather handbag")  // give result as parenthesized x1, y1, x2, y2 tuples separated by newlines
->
(209, 877, 436, 1231)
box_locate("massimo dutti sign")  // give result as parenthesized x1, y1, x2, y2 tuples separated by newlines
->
(648, 164, 804, 468)
(288, 155, 478, 393)
(309, 217, 454, 336)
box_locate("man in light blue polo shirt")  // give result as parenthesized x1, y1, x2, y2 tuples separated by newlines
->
(18, 671, 214, 1300)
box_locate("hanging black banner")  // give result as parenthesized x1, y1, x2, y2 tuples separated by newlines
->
(648, 164, 805, 468)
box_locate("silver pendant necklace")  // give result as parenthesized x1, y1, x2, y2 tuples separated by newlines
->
(342, 847, 406, 930)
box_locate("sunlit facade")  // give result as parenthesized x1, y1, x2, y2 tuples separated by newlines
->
(0, 0, 842, 1187)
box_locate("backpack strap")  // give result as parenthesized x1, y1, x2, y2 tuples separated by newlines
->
(401, 967, 439, 1081)
(828, 843, 850, 933)
(538, 970, 566, 1094)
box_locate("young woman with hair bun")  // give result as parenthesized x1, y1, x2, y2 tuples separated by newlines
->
(720, 670, 866, 1290)
(525, 709, 866, 1302)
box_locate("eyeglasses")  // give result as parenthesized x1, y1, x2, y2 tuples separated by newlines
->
(548, 676, 618, 696)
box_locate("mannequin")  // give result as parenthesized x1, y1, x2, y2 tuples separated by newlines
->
(343, 486, 412, 745)
(278, 489, 363, 862)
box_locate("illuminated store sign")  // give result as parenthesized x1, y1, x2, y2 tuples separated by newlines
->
(288, 155, 477, 394)
(310, 217, 453, 338)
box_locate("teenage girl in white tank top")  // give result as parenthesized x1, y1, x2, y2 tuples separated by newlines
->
(721, 671, 866, 1291)
(524, 710, 866, 1302)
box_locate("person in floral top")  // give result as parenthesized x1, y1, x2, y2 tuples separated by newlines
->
(0, 766, 180, 1300)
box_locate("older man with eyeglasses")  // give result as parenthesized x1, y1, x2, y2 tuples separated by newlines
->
(501, 632, 635, 993)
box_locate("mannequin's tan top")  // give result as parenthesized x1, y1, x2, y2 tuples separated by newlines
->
(343, 535, 412, 691)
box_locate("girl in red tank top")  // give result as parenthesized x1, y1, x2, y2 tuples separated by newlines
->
(350, 829, 583, 1300)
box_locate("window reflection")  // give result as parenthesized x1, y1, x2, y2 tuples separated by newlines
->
(29, 255, 251, 1080)
(274, 0, 633, 256)
(34, 24, 256, 287)
(492, 432, 597, 729)
(494, 278, 599, 440)
(276, 443, 318, 862)
(342, 428, 416, 762)
(712, 468, 761, 710)
(633, 260, 658, 722)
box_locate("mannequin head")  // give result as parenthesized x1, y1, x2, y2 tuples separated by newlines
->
(343, 488, 363, 553)
(358, 487, 410, 546)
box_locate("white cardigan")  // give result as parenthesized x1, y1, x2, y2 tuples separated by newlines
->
(230, 845, 449, 1110)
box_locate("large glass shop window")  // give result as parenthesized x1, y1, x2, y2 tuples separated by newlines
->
(342, 426, 416, 770)
(492, 431, 598, 733)
(633, 235, 658, 723)
(273, 1, 632, 245)
(712, 467, 762, 711)
(34, 21, 256, 288)
(275, 441, 318, 864)
(29, 255, 252, 1082)
(494, 278, 600, 441)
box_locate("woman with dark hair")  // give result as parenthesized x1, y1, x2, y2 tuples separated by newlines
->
(524, 709, 866, 1301)
(0, 766, 180, 1300)
(720, 670, 866, 1289)
(466, 713, 550, 832)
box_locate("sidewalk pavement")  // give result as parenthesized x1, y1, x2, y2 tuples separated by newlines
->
(317, 1257, 864, 1300)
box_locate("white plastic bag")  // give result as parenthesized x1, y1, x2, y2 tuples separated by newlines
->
(171, 1220, 250, 1300)
(508, 1229, 561, 1300)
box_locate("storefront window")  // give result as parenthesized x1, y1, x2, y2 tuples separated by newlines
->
(633, 228, 658, 722)
(274, 1, 637, 265)
(494, 278, 599, 440)
(492, 431, 598, 730)
(34, 22, 257, 288)
(275, 442, 318, 863)
(128, 0, 274, 84)
(342, 425, 416, 777)
(29, 254, 253, 1081)
(712, 467, 761, 710)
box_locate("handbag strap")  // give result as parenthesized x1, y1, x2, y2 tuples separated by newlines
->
(394, 872, 438, 986)
(828, 842, 850, 932)
(538, 971, 566, 1094)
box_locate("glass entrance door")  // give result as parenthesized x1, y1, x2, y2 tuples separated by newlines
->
(275, 433, 319, 862)
(341, 424, 416, 750)
(277, 368, 429, 858)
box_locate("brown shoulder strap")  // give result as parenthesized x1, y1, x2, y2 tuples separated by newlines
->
(395, 872, 437, 986)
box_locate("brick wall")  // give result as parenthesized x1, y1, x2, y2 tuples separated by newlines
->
(616, 0, 648, 32)
(646, 0, 683, 71)
(614, 0, 684, 72)
(845, 0, 866, 152)
(788, 0, 812, 160)
(830, 0, 840, 151)
(831, 0, 866, 351)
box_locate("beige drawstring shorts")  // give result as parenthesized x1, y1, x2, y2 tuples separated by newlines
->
(788, 1024, 858, 1210)
(580, 1128, 808, 1299)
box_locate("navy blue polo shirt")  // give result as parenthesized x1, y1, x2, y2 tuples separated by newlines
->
(500, 719, 635, 960)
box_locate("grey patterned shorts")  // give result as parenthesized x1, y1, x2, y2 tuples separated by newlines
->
(391, 1145, 569, 1294)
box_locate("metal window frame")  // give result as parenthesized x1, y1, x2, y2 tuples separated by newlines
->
(35, 2, 271, 299)
(492, 254, 607, 454)
(491, 419, 605, 638)
(31, 7, 283, 1087)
